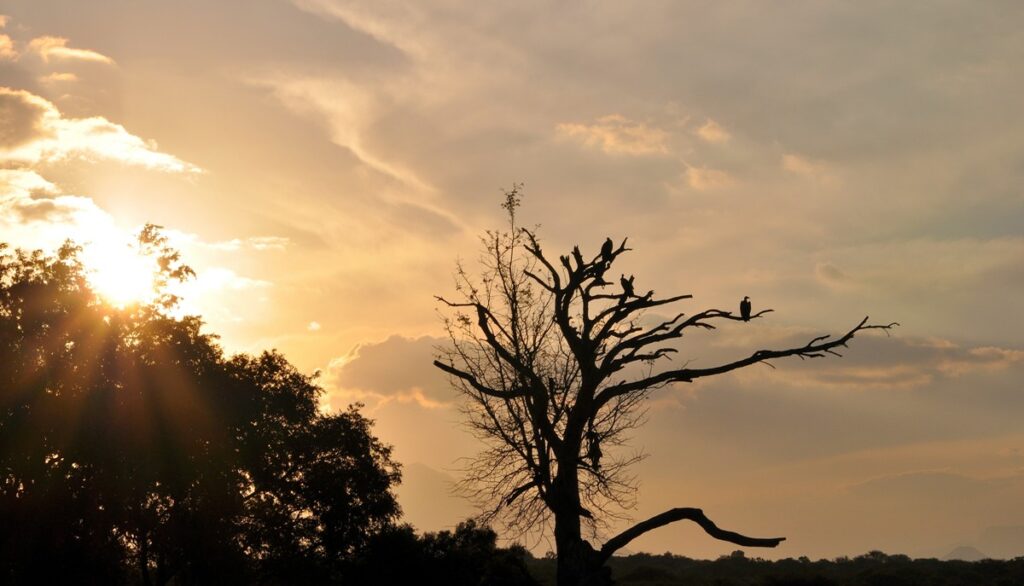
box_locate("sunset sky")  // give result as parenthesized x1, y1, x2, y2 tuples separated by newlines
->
(2, 0, 1023, 560)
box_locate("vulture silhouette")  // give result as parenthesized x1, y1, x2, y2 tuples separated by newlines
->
(600, 237, 614, 265)
(740, 296, 752, 321)
(586, 430, 602, 470)
(620, 274, 635, 299)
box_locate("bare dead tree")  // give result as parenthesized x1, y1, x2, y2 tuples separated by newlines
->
(434, 186, 897, 586)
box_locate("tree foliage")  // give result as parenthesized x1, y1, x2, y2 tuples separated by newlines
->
(0, 230, 400, 584)
(349, 520, 540, 586)
(434, 187, 897, 586)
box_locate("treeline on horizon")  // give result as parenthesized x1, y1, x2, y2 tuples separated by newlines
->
(526, 551, 1024, 586)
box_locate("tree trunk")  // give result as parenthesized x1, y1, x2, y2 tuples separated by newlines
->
(552, 463, 611, 586)
(555, 527, 610, 586)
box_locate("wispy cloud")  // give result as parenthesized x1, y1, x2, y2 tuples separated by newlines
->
(206, 236, 291, 252)
(255, 75, 431, 190)
(695, 119, 731, 144)
(557, 114, 670, 156)
(815, 261, 851, 289)
(782, 153, 836, 185)
(685, 166, 736, 191)
(38, 72, 78, 84)
(720, 331, 1024, 392)
(26, 36, 115, 65)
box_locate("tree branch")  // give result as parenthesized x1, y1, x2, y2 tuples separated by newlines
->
(600, 507, 785, 561)
(503, 479, 539, 506)
(597, 317, 898, 408)
(521, 229, 562, 290)
(433, 360, 527, 399)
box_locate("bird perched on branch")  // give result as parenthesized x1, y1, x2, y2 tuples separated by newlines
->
(586, 429, 602, 470)
(740, 296, 751, 321)
(620, 274, 635, 301)
(600, 237, 614, 267)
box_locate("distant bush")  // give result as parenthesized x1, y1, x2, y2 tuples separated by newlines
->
(348, 520, 539, 586)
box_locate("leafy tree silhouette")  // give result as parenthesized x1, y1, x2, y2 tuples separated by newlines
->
(350, 520, 538, 586)
(434, 187, 897, 586)
(0, 228, 400, 584)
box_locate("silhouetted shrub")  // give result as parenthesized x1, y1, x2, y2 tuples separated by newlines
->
(348, 520, 538, 585)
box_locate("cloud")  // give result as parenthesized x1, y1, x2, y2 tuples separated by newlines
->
(0, 35, 14, 61)
(646, 327, 1024, 471)
(167, 267, 275, 322)
(685, 166, 735, 191)
(326, 335, 453, 407)
(38, 72, 78, 84)
(292, 0, 429, 60)
(0, 87, 201, 173)
(782, 153, 836, 185)
(156, 229, 295, 258)
(385, 201, 460, 240)
(815, 261, 851, 288)
(0, 168, 56, 198)
(253, 74, 430, 190)
(307, 321, 322, 331)
(695, 119, 730, 144)
(0, 88, 50, 150)
(26, 36, 115, 65)
(0, 17, 12, 61)
(190, 267, 272, 291)
(0, 169, 105, 226)
(206, 236, 291, 252)
(556, 114, 670, 156)
(0, 172, 140, 277)
(937, 346, 1024, 378)
(721, 331, 1024, 392)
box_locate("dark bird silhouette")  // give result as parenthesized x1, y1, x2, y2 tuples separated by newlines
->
(620, 274, 635, 299)
(586, 429, 602, 470)
(601, 237, 614, 265)
(740, 296, 752, 321)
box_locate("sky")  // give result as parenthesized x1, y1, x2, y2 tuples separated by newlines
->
(2, 0, 1023, 560)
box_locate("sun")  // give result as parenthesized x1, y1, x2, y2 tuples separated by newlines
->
(80, 235, 160, 307)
